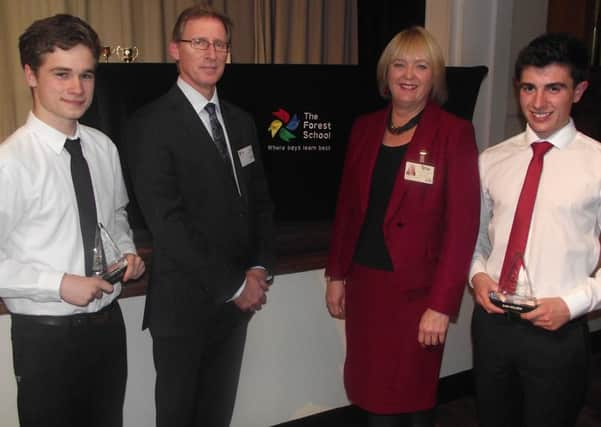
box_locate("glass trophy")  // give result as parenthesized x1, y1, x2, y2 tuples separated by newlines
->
(91, 223, 128, 284)
(489, 253, 538, 313)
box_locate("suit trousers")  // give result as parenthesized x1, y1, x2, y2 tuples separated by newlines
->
(11, 302, 127, 427)
(472, 305, 590, 427)
(152, 301, 252, 427)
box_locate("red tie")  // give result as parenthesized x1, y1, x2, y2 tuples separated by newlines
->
(498, 141, 553, 294)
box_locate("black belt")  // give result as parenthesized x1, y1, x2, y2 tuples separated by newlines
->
(11, 301, 118, 327)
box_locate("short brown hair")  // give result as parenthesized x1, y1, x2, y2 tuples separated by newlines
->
(172, 3, 233, 43)
(19, 14, 101, 72)
(376, 26, 447, 105)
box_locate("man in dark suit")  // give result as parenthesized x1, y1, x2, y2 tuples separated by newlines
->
(125, 4, 275, 427)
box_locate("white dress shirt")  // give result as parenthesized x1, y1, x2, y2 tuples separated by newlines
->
(470, 120, 601, 319)
(0, 112, 136, 315)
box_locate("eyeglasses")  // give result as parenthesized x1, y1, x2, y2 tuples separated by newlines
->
(178, 37, 229, 53)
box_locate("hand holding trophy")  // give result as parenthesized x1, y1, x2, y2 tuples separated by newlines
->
(489, 253, 537, 313)
(92, 223, 128, 284)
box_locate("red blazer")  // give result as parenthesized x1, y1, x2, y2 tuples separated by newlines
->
(325, 102, 480, 317)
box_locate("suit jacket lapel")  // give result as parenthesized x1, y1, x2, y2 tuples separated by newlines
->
(221, 101, 249, 201)
(358, 108, 388, 216)
(168, 86, 244, 197)
(167, 86, 213, 147)
(384, 102, 441, 226)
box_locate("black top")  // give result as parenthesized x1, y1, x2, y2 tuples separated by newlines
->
(353, 143, 408, 270)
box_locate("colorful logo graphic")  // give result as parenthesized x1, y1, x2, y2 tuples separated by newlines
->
(268, 108, 299, 142)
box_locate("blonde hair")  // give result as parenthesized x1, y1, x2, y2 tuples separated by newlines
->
(376, 26, 447, 105)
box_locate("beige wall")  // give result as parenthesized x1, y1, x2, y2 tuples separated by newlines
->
(426, 0, 550, 150)
(504, 0, 550, 139)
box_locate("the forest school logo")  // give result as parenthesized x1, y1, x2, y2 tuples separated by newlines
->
(268, 108, 299, 142)
(267, 107, 333, 152)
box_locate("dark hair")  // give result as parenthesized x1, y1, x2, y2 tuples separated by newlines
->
(514, 33, 589, 85)
(172, 3, 233, 43)
(19, 14, 101, 72)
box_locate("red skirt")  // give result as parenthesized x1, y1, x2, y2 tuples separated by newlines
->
(344, 263, 444, 413)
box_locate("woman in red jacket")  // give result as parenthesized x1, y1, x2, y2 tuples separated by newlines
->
(325, 27, 480, 427)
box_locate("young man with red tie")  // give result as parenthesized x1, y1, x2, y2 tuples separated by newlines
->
(470, 33, 601, 427)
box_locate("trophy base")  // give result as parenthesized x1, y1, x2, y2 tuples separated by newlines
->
(102, 259, 128, 284)
(489, 291, 537, 314)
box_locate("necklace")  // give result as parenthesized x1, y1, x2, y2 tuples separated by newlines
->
(387, 109, 424, 135)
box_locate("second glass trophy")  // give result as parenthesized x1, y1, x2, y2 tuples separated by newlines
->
(91, 223, 128, 284)
(489, 253, 538, 313)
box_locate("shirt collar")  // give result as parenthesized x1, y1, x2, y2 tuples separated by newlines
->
(177, 77, 221, 115)
(524, 118, 577, 150)
(26, 112, 81, 154)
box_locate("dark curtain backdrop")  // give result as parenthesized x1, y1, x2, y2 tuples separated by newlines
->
(357, 0, 426, 72)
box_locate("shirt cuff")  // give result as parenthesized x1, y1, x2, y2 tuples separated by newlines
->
(226, 267, 269, 302)
(40, 271, 66, 302)
(468, 260, 487, 288)
(227, 281, 246, 302)
(121, 245, 137, 256)
(560, 283, 592, 319)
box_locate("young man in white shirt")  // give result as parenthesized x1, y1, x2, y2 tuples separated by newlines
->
(0, 14, 145, 427)
(470, 33, 601, 427)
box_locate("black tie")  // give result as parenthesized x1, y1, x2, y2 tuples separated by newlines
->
(204, 102, 232, 166)
(64, 138, 98, 276)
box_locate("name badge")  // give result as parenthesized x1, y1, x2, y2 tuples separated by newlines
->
(404, 161, 435, 184)
(237, 145, 255, 167)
